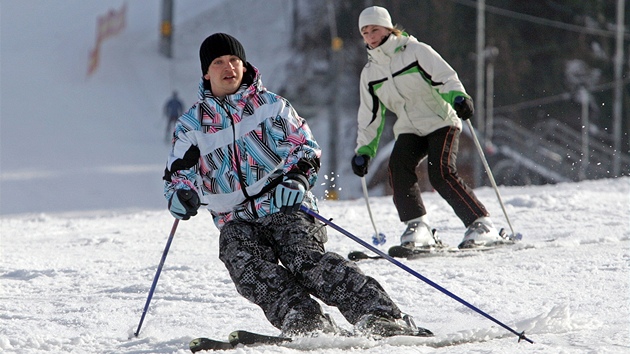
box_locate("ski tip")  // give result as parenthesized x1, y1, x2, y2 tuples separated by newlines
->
(348, 251, 369, 261)
(348, 251, 384, 261)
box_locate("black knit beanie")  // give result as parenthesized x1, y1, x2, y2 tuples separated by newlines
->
(199, 33, 247, 75)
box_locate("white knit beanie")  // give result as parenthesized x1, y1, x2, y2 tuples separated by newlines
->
(358, 6, 394, 31)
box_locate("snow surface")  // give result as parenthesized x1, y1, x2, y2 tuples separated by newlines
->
(1, 1, 629, 354)
(1, 178, 629, 353)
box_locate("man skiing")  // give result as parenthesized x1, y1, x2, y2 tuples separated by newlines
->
(163, 33, 432, 338)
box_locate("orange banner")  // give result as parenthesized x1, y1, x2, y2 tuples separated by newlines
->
(87, 2, 127, 76)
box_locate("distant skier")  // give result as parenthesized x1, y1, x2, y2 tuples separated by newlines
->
(163, 33, 432, 339)
(351, 6, 504, 250)
(163, 91, 183, 141)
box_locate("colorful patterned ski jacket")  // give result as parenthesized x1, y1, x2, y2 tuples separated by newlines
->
(355, 33, 469, 158)
(163, 63, 321, 229)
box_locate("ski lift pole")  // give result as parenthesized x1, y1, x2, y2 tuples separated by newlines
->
(300, 205, 533, 344)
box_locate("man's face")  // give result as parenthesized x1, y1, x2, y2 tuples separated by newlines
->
(360, 25, 391, 49)
(204, 54, 246, 98)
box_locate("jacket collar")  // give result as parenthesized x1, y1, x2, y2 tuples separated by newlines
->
(366, 33, 411, 64)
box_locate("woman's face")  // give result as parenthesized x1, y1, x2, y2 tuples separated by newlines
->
(360, 25, 391, 49)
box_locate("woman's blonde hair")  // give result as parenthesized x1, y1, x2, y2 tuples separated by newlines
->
(391, 25, 404, 36)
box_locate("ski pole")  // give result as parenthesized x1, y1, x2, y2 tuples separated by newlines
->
(464, 119, 518, 237)
(361, 177, 386, 245)
(133, 218, 179, 337)
(300, 205, 533, 344)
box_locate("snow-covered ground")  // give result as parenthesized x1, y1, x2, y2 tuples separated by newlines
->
(1, 1, 629, 353)
(1, 178, 629, 353)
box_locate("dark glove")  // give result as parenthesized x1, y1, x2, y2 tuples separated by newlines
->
(351, 155, 370, 177)
(168, 189, 200, 220)
(453, 96, 474, 120)
(273, 177, 306, 214)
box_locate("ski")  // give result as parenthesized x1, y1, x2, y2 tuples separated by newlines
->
(190, 326, 434, 352)
(350, 229, 523, 261)
(389, 243, 507, 259)
(189, 330, 291, 352)
(348, 243, 512, 261)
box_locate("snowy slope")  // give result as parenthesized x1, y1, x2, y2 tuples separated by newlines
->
(1, 178, 628, 353)
(1, 1, 629, 353)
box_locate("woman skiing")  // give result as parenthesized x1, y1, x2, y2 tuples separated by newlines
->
(351, 6, 505, 250)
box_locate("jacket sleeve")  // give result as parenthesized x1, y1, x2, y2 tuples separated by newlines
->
(414, 42, 469, 106)
(276, 98, 321, 190)
(163, 105, 202, 201)
(355, 70, 387, 158)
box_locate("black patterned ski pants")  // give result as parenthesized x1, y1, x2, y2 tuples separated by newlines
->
(218, 211, 402, 329)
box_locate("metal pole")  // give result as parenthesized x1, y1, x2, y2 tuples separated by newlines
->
(612, 0, 625, 176)
(159, 0, 173, 58)
(485, 47, 498, 144)
(474, 0, 486, 187)
(578, 87, 590, 181)
(326, 0, 340, 198)
(134, 218, 179, 337)
(291, 0, 299, 47)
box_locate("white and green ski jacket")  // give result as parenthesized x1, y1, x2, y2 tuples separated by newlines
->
(355, 33, 469, 158)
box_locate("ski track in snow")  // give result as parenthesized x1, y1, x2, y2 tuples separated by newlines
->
(1, 178, 629, 353)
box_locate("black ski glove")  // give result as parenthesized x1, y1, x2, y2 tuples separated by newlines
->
(453, 96, 474, 120)
(168, 189, 200, 220)
(351, 155, 370, 177)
